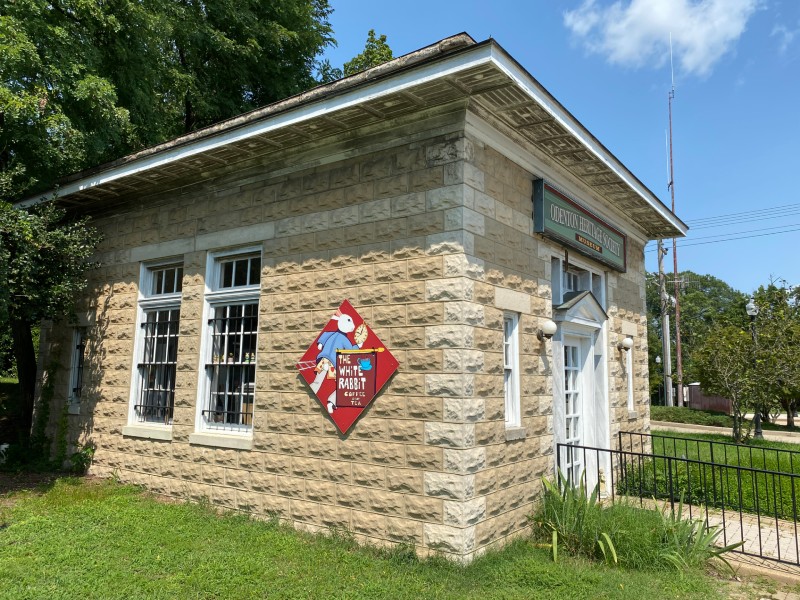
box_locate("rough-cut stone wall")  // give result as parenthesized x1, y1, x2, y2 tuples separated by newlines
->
(35, 107, 652, 562)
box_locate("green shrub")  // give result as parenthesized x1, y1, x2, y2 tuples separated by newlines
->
(650, 406, 791, 432)
(69, 443, 95, 474)
(532, 472, 740, 572)
(651, 406, 731, 427)
(530, 472, 618, 565)
(658, 498, 742, 572)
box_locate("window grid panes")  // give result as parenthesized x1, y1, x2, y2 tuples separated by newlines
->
(564, 344, 582, 485)
(70, 328, 87, 402)
(219, 256, 260, 289)
(152, 266, 183, 296)
(135, 308, 180, 424)
(203, 302, 258, 429)
(563, 269, 580, 294)
(503, 313, 520, 428)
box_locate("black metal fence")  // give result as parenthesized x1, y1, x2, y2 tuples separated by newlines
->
(556, 435, 800, 566)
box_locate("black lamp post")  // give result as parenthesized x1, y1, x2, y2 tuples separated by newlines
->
(746, 297, 763, 440)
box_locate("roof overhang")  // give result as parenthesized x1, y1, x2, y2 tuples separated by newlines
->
(18, 34, 686, 239)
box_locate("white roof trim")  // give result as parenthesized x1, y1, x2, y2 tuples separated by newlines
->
(486, 46, 686, 236)
(18, 40, 686, 237)
(17, 46, 495, 208)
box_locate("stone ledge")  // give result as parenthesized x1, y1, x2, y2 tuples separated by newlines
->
(67, 402, 81, 416)
(122, 424, 172, 441)
(627, 410, 639, 419)
(189, 431, 252, 450)
(504, 426, 527, 442)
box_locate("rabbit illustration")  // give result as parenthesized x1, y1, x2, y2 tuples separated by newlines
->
(311, 309, 367, 413)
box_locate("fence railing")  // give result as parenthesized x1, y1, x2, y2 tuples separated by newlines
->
(619, 430, 800, 475)
(557, 440, 800, 566)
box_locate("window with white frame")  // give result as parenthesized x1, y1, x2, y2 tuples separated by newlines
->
(626, 344, 635, 412)
(551, 256, 605, 307)
(132, 263, 183, 425)
(200, 251, 260, 432)
(503, 312, 521, 428)
(68, 327, 87, 404)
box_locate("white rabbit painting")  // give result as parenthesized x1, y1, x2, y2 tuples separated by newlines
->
(296, 300, 398, 435)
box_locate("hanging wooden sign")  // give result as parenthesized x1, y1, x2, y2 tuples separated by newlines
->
(296, 300, 398, 434)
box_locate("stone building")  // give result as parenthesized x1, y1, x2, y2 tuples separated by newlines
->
(25, 34, 686, 561)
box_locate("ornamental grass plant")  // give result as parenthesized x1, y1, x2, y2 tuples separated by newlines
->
(530, 471, 740, 573)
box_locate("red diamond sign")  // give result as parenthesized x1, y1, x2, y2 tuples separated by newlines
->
(296, 300, 399, 434)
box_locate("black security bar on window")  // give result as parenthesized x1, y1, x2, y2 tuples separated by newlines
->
(136, 309, 180, 425)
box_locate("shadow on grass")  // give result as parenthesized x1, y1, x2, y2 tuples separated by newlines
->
(0, 471, 65, 496)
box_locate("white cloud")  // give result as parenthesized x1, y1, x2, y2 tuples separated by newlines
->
(772, 22, 800, 54)
(564, 0, 760, 77)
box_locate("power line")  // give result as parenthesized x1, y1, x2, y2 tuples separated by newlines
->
(676, 222, 800, 242)
(686, 202, 800, 225)
(689, 209, 800, 230)
(646, 225, 800, 251)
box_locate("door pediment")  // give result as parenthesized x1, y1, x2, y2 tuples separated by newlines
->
(553, 291, 607, 329)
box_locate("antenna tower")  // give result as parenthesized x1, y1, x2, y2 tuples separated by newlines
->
(667, 37, 684, 407)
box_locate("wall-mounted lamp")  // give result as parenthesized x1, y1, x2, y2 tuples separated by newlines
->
(537, 319, 557, 342)
(617, 336, 634, 352)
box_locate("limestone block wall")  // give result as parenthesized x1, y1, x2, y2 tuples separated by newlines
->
(445, 131, 654, 547)
(607, 239, 652, 444)
(35, 106, 652, 561)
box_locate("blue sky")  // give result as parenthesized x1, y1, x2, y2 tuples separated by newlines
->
(321, 0, 800, 295)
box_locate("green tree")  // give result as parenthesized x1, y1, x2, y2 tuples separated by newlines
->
(646, 270, 746, 401)
(749, 281, 800, 427)
(1, 0, 335, 424)
(695, 278, 800, 441)
(0, 201, 99, 444)
(1, 0, 335, 202)
(0, 7, 134, 201)
(695, 326, 758, 443)
(343, 29, 393, 76)
(318, 29, 394, 83)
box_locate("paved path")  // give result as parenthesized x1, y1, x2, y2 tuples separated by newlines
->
(626, 494, 800, 583)
(651, 421, 800, 444)
(636, 423, 800, 581)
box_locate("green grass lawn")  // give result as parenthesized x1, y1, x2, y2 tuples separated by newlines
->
(620, 430, 800, 520)
(0, 478, 724, 600)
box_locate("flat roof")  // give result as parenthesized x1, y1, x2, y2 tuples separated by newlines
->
(19, 33, 686, 238)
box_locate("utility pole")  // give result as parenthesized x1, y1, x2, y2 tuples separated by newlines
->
(667, 71, 684, 407)
(657, 240, 674, 407)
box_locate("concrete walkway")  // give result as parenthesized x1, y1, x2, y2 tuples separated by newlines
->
(650, 420, 800, 445)
(640, 422, 800, 582)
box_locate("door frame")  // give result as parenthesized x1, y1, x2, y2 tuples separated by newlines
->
(551, 293, 610, 492)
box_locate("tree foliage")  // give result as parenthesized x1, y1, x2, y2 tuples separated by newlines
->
(749, 281, 800, 426)
(695, 326, 758, 442)
(318, 29, 394, 83)
(0, 0, 335, 202)
(0, 201, 100, 442)
(646, 270, 747, 399)
(343, 29, 394, 76)
(694, 279, 800, 440)
(1, 0, 335, 445)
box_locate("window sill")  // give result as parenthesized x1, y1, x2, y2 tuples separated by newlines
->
(67, 403, 81, 416)
(122, 425, 173, 441)
(189, 431, 252, 450)
(627, 410, 639, 420)
(505, 426, 527, 442)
